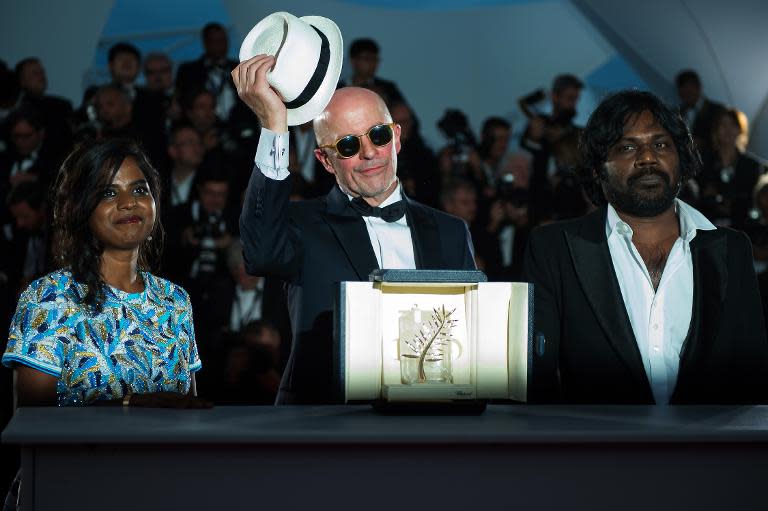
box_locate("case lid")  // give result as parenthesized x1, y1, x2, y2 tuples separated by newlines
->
(369, 269, 488, 283)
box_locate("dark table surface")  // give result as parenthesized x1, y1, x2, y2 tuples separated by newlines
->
(4, 405, 768, 445)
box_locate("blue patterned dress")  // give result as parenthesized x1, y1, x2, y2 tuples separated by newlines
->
(2, 269, 202, 406)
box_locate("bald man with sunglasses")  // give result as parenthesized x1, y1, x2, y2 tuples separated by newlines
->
(233, 55, 476, 404)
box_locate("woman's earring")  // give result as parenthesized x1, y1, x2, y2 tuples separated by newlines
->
(147, 235, 153, 241)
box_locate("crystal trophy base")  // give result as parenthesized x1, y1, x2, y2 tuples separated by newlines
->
(381, 384, 476, 401)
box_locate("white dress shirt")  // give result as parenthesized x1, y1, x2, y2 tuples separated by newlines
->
(606, 200, 716, 404)
(170, 171, 196, 206)
(254, 128, 416, 270)
(206, 64, 236, 120)
(683, 96, 704, 127)
(343, 184, 415, 269)
(11, 150, 38, 177)
(230, 280, 264, 332)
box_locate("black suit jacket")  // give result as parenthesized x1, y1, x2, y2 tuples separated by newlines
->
(522, 206, 768, 404)
(240, 169, 476, 404)
(176, 57, 238, 98)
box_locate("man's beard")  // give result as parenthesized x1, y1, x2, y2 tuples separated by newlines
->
(601, 167, 680, 217)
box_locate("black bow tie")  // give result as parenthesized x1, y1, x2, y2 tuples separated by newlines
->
(350, 197, 406, 222)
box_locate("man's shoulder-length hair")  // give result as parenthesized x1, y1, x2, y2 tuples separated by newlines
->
(577, 89, 701, 206)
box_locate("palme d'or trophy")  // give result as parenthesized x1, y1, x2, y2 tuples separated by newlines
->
(335, 268, 532, 412)
(398, 305, 460, 385)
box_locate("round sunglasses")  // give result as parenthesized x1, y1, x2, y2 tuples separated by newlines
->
(318, 122, 396, 159)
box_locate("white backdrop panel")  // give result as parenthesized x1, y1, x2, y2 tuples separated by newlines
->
(0, 0, 115, 105)
(223, 0, 614, 147)
(575, 0, 768, 157)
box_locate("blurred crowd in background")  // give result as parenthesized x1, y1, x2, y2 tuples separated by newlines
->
(1, 23, 767, 409)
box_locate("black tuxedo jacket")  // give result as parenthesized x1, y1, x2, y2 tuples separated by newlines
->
(522, 206, 768, 404)
(240, 169, 476, 403)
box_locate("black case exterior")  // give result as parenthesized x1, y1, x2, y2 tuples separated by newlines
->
(369, 269, 488, 283)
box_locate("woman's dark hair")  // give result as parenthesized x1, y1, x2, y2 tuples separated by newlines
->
(577, 90, 701, 206)
(713, 108, 741, 132)
(52, 138, 164, 310)
(710, 107, 744, 152)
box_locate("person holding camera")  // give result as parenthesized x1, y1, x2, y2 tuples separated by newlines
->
(478, 117, 512, 189)
(489, 152, 533, 280)
(436, 109, 483, 187)
(519, 74, 583, 191)
(164, 165, 236, 360)
(165, 166, 234, 275)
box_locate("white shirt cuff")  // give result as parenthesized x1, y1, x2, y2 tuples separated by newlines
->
(524, 138, 542, 151)
(255, 128, 290, 180)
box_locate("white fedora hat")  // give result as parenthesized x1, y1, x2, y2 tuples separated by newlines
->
(239, 12, 343, 126)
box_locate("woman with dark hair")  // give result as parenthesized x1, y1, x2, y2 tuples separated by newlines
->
(2, 138, 209, 408)
(698, 108, 766, 229)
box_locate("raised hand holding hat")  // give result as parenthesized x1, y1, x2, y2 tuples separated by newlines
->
(232, 55, 288, 132)
(235, 11, 343, 127)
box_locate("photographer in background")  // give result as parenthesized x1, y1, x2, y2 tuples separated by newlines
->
(547, 129, 592, 223)
(518, 74, 583, 229)
(164, 165, 235, 288)
(436, 109, 483, 190)
(479, 117, 512, 190)
(519, 74, 583, 184)
(164, 165, 236, 365)
(489, 152, 532, 280)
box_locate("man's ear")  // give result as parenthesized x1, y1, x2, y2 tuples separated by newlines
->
(594, 164, 609, 181)
(314, 148, 336, 175)
(393, 123, 402, 154)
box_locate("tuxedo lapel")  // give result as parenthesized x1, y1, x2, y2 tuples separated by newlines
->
(322, 186, 379, 280)
(405, 196, 441, 269)
(679, 230, 727, 367)
(565, 208, 650, 389)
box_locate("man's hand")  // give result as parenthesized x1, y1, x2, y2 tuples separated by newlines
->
(215, 232, 233, 250)
(181, 226, 199, 247)
(231, 55, 288, 133)
(487, 200, 506, 233)
(528, 116, 546, 141)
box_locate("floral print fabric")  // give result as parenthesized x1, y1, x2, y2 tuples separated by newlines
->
(2, 269, 201, 405)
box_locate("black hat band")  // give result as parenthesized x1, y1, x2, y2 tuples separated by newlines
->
(283, 25, 330, 110)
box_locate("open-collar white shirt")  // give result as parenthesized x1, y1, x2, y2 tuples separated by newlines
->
(605, 199, 716, 404)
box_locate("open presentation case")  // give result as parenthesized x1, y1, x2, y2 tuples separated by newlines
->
(334, 270, 533, 405)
